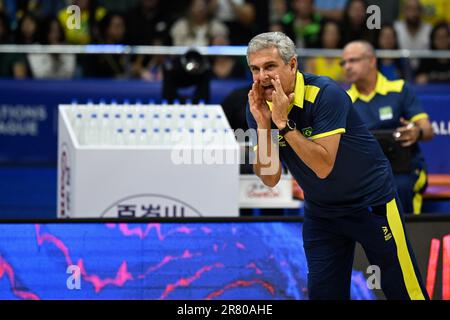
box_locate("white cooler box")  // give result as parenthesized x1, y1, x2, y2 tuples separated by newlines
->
(57, 103, 240, 218)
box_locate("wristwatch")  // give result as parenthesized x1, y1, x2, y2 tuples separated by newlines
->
(279, 119, 296, 136)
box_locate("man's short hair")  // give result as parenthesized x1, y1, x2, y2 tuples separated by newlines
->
(246, 32, 297, 65)
(344, 40, 376, 57)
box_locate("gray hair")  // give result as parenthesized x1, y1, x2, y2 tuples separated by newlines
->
(246, 32, 297, 65)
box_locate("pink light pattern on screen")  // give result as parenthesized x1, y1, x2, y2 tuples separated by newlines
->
(137, 250, 203, 279)
(246, 262, 263, 275)
(205, 279, 275, 300)
(159, 263, 225, 299)
(17, 223, 278, 300)
(0, 256, 40, 300)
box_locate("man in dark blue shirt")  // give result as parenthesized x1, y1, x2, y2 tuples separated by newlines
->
(343, 41, 434, 214)
(246, 31, 428, 300)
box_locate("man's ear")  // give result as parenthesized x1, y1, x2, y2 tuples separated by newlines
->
(290, 57, 297, 72)
(370, 55, 377, 68)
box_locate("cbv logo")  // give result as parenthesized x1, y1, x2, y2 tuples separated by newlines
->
(302, 127, 313, 138)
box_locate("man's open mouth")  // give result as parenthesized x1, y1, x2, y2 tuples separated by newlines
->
(262, 84, 275, 92)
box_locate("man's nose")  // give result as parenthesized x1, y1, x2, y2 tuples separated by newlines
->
(343, 63, 352, 73)
(258, 69, 269, 81)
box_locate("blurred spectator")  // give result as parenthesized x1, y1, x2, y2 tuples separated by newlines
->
(376, 24, 411, 80)
(15, 13, 39, 44)
(0, 0, 16, 28)
(130, 33, 167, 81)
(27, 17, 76, 79)
(419, 0, 450, 25)
(249, 0, 269, 39)
(280, 0, 322, 48)
(82, 13, 128, 78)
(58, 0, 106, 44)
(98, 12, 126, 44)
(394, 0, 432, 71)
(0, 11, 27, 79)
(14, 0, 66, 21)
(136, 53, 165, 81)
(314, 0, 347, 21)
(7, 13, 41, 78)
(341, 0, 376, 45)
(0, 11, 11, 43)
(366, 0, 399, 25)
(394, 0, 432, 51)
(208, 0, 256, 45)
(98, 0, 138, 13)
(415, 22, 450, 84)
(269, 0, 287, 26)
(126, 0, 173, 81)
(210, 34, 247, 80)
(394, 0, 432, 49)
(125, 0, 172, 46)
(304, 19, 345, 82)
(170, 0, 228, 46)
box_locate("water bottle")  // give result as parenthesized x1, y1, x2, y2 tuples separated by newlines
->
(116, 128, 125, 145)
(85, 112, 99, 145)
(138, 128, 149, 145)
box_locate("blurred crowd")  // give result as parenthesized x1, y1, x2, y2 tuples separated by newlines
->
(0, 0, 449, 83)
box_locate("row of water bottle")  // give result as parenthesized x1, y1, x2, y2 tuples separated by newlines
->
(66, 105, 234, 146)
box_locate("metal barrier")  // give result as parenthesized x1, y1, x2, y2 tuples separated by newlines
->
(1, 45, 450, 59)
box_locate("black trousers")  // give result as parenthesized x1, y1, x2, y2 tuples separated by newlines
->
(303, 197, 429, 300)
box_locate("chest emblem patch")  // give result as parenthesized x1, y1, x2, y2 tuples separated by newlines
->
(379, 106, 393, 121)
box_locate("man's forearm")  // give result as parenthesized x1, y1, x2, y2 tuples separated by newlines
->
(416, 120, 434, 141)
(253, 126, 281, 187)
(283, 130, 335, 179)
